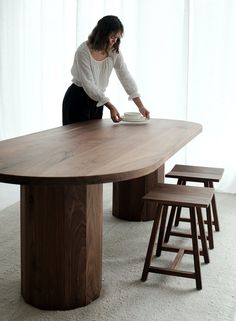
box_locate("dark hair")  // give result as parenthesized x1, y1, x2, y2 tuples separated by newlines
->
(88, 15, 124, 53)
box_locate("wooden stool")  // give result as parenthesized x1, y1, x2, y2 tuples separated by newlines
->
(141, 183, 214, 290)
(165, 165, 224, 249)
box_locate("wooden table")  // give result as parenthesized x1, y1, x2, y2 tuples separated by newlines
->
(0, 119, 202, 310)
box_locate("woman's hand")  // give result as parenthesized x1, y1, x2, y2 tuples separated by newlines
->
(138, 106, 150, 119)
(132, 97, 150, 119)
(110, 107, 122, 122)
(105, 102, 122, 122)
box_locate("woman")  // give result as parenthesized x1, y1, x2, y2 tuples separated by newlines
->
(62, 15, 150, 125)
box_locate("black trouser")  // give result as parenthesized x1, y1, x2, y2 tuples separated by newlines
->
(62, 84, 104, 125)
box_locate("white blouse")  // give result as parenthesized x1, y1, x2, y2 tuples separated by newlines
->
(71, 42, 140, 107)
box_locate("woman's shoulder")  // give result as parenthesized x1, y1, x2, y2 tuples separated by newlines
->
(111, 50, 124, 66)
(74, 41, 90, 60)
(76, 41, 89, 53)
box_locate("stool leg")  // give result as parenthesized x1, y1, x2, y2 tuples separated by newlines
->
(206, 204, 214, 249)
(174, 206, 182, 227)
(190, 207, 202, 290)
(156, 205, 168, 257)
(208, 181, 220, 232)
(196, 207, 209, 264)
(163, 206, 176, 243)
(174, 179, 186, 227)
(141, 204, 163, 281)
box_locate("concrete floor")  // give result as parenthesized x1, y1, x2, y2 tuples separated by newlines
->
(0, 183, 20, 211)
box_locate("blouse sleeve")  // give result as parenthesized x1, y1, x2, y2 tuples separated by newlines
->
(71, 47, 109, 107)
(114, 51, 140, 100)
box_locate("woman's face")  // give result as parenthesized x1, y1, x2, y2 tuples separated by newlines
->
(108, 32, 122, 48)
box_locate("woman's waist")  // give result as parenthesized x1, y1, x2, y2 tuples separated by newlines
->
(72, 78, 106, 92)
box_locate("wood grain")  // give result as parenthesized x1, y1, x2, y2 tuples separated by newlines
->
(142, 183, 214, 208)
(21, 183, 103, 310)
(166, 164, 224, 182)
(0, 119, 202, 185)
(112, 165, 164, 221)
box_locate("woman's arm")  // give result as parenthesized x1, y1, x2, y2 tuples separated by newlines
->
(105, 101, 121, 122)
(114, 52, 150, 118)
(132, 97, 150, 119)
(114, 52, 139, 100)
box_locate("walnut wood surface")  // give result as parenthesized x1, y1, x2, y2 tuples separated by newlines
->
(21, 183, 103, 310)
(0, 119, 202, 185)
(142, 183, 214, 207)
(166, 164, 224, 182)
(112, 165, 164, 221)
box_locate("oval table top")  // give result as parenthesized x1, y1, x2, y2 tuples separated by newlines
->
(0, 119, 202, 185)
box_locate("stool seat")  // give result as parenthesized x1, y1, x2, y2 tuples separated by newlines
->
(165, 164, 224, 233)
(143, 183, 214, 208)
(141, 183, 214, 290)
(166, 164, 224, 183)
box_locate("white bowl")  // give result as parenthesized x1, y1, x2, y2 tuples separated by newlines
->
(123, 112, 143, 121)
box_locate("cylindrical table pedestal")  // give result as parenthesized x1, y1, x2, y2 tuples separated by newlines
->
(112, 166, 164, 221)
(20, 183, 103, 310)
